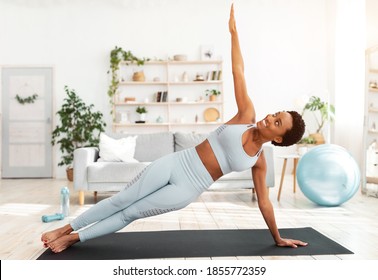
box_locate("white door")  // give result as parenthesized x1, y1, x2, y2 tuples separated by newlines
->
(1, 67, 53, 178)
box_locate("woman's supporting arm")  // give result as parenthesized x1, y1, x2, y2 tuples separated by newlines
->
(252, 154, 308, 248)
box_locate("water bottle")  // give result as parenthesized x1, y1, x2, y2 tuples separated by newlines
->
(60, 187, 70, 217)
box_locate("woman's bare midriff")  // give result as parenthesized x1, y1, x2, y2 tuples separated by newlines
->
(195, 140, 223, 181)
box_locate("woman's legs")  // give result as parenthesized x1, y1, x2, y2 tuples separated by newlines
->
(78, 180, 201, 242)
(46, 176, 202, 252)
(42, 154, 175, 246)
(43, 148, 214, 252)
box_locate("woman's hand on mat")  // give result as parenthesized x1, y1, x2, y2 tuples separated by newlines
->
(276, 238, 308, 248)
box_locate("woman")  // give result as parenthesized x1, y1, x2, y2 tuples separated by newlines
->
(41, 4, 307, 253)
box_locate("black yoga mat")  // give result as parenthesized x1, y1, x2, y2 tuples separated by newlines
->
(37, 227, 353, 260)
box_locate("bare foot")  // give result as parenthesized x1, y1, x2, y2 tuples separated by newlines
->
(41, 224, 73, 247)
(48, 233, 80, 253)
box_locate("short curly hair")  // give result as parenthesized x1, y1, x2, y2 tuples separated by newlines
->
(272, 111, 305, 147)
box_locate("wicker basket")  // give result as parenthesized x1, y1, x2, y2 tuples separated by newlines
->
(132, 71, 145, 82)
(66, 167, 74, 182)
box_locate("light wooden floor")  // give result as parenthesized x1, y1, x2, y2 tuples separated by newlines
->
(0, 176, 377, 260)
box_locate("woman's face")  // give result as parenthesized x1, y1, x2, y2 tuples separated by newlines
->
(257, 111, 293, 144)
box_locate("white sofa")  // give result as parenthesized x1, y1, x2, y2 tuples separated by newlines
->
(73, 132, 275, 205)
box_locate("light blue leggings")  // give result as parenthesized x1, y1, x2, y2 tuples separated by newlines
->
(70, 147, 214, 242)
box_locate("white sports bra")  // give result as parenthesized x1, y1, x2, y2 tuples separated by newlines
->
(207, 124, 263, 175)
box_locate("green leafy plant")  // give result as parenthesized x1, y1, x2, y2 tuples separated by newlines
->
(298, 136, 316, 145)
(51, 86, 106, 168)
(205, 89, 222, 96)
(107, 46, 149, 113)
(301, 96, 335, 133)
(136, 106, 148, 114)
(15, 93, 38, 104)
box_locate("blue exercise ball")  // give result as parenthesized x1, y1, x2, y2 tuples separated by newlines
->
(297, 144, 360, 206)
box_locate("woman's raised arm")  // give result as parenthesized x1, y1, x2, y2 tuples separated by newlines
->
(228, 4, 256, 124)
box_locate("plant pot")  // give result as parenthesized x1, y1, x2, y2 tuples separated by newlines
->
(66, 167, 73, 182)
(139, 113, 146, 121)
(309, 133, 325, 144)
(209, 95, 217, 102)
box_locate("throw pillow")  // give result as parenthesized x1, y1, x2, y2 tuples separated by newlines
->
(174, 132, 208, 151)
(99, 133, 138, 162)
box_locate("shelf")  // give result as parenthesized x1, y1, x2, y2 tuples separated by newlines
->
(170, 101, 222, 105)
(120, 60, 223, 66)
(119, 81, 222, 86)
(367, 176, 378, 184)
(170, 122, 222, 125)
(170, 81, 222, 85)
(113, 59, 223, 133)
(364, 47, 378, 192)
(115, 102, 169, 106)
(115, 101, 222, 106)
(113, 122, 222, 127)
(119, 61, 167, 66)
(113, 123, 170, 127)
(119, 81, 168, 86)
(168, 60, 223, 65)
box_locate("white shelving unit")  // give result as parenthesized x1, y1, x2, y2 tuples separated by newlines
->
(112, 60, 224, 134)
(363, 45, 378, 196)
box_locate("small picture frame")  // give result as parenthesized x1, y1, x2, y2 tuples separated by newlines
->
(201, 45, 215, 60)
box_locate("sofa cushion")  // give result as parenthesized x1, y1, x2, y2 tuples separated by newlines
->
(107, 132, 174, 162)
(88, 162, 150, 183)
(174, 132, 208, 151)
(98, 133, 138, 162)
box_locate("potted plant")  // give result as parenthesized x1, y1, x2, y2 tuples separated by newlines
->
(301, 96, 335, 144)
(136, 106, 148, 122)
(205, 89, 222, 101)
(298, 136, 316, 145)
(51, 86, 106, 181)
(107, 47, 149, 114)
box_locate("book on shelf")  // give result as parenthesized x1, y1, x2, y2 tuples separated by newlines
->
(207, 70, 222, 81)
(155, 91, 168, 102)
(156, 91, 162, 102)
(162, 91, 168, 102)
(211, 71, 217, 80)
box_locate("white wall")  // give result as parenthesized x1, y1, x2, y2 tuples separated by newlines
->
(366, 0, 378, 48)
(0, 0, 349, 178)
(332, 0, 365, 166)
